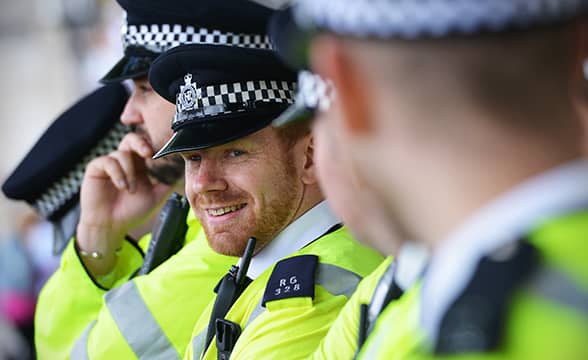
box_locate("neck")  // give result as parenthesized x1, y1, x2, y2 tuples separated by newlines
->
(291, 185, 324, 224)
(427, 152, 580, 251)
(395, 111, 583, 251)
(434, 156, 577, 252)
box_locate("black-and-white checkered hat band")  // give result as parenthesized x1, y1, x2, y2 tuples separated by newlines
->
(122, 22, 273, 53)
(296, 71, 335, 113)
(33, 123, 130, 218)
(294, 0, 588, 38)
(174, 79, 296, 127)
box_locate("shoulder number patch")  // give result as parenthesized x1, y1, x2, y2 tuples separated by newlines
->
(262, 255, 318, 306)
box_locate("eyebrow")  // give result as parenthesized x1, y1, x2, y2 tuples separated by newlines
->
(222, 136, 262, 149)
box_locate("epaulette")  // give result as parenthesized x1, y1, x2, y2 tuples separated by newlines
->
(435, 240, 538, 354)
(262, 254, 318, 306)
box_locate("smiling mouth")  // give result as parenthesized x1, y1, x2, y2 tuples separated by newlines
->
(206, 203, 247, 217)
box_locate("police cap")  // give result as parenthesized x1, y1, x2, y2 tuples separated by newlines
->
(271, 0, 588, 127)
(2, 84, 130, 222)
(294, 0, 588, 39)
(149, 44, 297, 158)
(101, 0, 274, 84)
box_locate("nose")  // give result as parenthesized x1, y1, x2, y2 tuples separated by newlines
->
(120, 91, 142, 126)
(187, 158, 228, 195)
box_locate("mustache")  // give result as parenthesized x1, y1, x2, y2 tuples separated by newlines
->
(196, 193, 248, 207)
(131, 125, 154, 147)
(147, 155, 184, 185)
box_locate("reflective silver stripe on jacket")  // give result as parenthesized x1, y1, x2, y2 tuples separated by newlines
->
(528, 266, 588, 316)
(192, 330, 206, 360)
(105, 281, 180, 359)
(71, 320, 95, 359)
(367, 260, 397, 329)
(244, 301, 266, 329)
(316, 262, 363, 298)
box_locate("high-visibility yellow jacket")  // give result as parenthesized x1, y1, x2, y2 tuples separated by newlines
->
(35, 210, 237, 359)
(186, 226, 384, 360)
(310, 256, 393, 360)
(358, 211, 588, 359)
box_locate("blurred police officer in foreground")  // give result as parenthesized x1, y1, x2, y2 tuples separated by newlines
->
(34, 1, 281, 358)
(281, 70, 429, 360)
(284, 0, 588, 358)
(147, 39, 383, 359)
(268, 8, 430, 358)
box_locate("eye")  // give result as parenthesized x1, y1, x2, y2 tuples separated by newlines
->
(228, 150, 246, 157)
(138, 84, 152, 94)
(182, 153, 201, 162)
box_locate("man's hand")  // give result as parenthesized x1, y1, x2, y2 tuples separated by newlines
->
(76, 133, 173, 276)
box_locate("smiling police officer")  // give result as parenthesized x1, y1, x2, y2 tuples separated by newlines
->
(147, 39, 384, 359)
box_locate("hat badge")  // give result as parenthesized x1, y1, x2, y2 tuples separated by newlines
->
(177, 73, 199, 112)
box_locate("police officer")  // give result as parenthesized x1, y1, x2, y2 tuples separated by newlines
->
(147, 39, 384, 359)
(35, 1, 280, 359)
(285, 0, 588, 358)
(1, 83, 128, 359)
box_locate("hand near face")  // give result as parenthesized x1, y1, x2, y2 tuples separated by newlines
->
(76, 132, 174, 275)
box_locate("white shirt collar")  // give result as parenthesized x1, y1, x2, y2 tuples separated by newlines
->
(421, 158, 588, 343)
(245, 201, 341, 279)
(394, 241, 429, 291)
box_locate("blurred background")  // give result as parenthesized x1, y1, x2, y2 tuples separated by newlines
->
(0, 0, 124, 357)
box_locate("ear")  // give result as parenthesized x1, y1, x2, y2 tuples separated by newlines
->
(300, 133, 318, 185)
(310, 35, 373, 135)
(570, 19, 588, 152)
